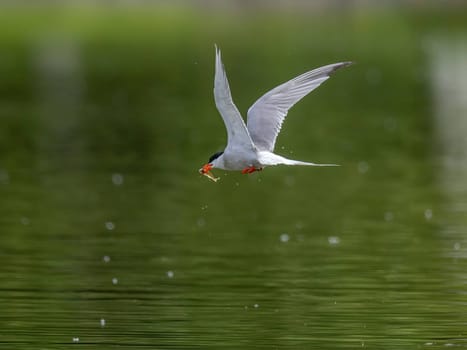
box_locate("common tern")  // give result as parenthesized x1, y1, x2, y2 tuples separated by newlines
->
(199, 46, 352, 182)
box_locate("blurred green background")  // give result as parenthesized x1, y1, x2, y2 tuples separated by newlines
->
(1, 2, 467, 349)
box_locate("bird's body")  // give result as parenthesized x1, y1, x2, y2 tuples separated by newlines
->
(216, 149, 325, 171)
(199, 46, 352, 181)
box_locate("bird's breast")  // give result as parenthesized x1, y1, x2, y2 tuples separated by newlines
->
(222, 148, 260, 170)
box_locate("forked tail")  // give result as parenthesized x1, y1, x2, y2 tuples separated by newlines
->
(260, 152, 340, 167)
(286, 159, 340, 167)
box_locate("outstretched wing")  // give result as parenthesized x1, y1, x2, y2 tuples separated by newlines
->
(214, 45, 256, 152)
(247, 62, 352, 152)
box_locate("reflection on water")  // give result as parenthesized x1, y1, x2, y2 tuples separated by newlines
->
(1, 8, 467, 350)
(35, 36, 84, 155)
(428, 37, 467, 265)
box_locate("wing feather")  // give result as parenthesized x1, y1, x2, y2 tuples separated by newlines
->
(214, 45, 256, 152)
(247, 62, 352, 152)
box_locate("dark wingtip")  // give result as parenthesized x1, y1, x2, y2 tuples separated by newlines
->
(329, 61, 354, 75)
(337, 61, 354, 69)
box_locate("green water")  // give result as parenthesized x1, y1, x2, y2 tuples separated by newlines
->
(1, 6, 467, 349)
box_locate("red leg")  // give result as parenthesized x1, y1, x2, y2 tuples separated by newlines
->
(242, 166, 261, 174)
(241, 166, 253, 174)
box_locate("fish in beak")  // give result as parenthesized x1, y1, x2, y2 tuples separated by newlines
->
(199, 163, 219, 182)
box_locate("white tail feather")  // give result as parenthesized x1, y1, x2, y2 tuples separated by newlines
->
(258, 151, 339, 167)
(285, 160, 340, 167)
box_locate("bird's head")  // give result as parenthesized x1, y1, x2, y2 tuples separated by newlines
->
(199, 151, 223, 182)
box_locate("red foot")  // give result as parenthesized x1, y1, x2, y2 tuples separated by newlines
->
(241, 166, 262, 174)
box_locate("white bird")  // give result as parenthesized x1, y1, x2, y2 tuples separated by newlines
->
(199, 46, 352, 182)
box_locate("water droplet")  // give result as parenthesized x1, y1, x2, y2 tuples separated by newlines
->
(454, 242, 461, 250)
(20, 217, 30, 225)
(111, 173, 124, 186)
(424, 209, 433, 220)
(197, 218, 206, 227)
(254, 303, 259, 308)
(383, 117, 397, 132)
(280, 233, 290, 243)
(357, 161, 369, 174)
(365, 67, 382, 85)
(328, 236, 340, 245)
(112, 277, 118, 285)
(105, 222, 115, 231)
(167, 271, 174, 278)
(102, 255, 111, 263)
(384, 211, 394, 222)
(0, 169, 9, 185)
(100, 318, 106, 327)
(284, 176, 295, 187)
